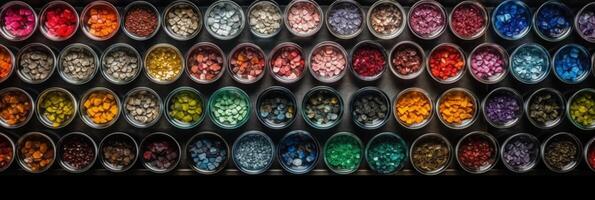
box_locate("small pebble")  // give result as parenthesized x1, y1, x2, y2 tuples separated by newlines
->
(103, 47, 139, 83)
(249, 1, 282, 36)
(510, 44, 549, 83)
(61, 46, 96, 82)
(279, 131, 318, 172)
(470, 45, 506, 82)
(310, 44, 346, 81)
(126, 90, 160, 125)
(351, 92, 388, 127)
(327, 1, 363, 36)
(230, 45, 265, 82)
(553, 45, 589, 83)
(166, 4, 200, 38)
(369, 2, 403, 36)
(2, 4, 36, 38)
(18, 47, 54, 82)
(146, 46, 182, 82)
(233, 133, 273, 172)
(286, 1, 321, 35)
(409, 2, 445, 38)
(493, 1, 531, 39)
(60, 135, 95, 171)
(207, 2, 243, 38)
(188, 136, 227, 172)
(304, 89, 342, 128)
(188, 44, 223, 82)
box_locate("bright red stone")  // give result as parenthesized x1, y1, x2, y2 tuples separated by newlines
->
(352, 46, 385, 78)
(44, 5, 77, 38)
(429, 45, 465, 81)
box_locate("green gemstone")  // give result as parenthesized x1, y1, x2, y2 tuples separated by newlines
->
(324, 134, 362, 172)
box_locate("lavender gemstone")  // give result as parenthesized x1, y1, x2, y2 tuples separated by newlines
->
(577, 11, 595, 40)
(503, 138, 536, 168)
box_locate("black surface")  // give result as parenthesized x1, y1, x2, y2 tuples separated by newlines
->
(0, 0, 594, 175)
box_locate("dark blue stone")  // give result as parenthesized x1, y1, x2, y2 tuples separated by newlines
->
(536, 3, 571, 39)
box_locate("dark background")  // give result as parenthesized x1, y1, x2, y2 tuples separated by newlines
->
(0, 0, 594, 175)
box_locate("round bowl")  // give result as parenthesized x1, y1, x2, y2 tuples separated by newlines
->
(208, 86, 251, 129)
(100, 43, 142, 85)
(0, 87, 34, 129)
(524, 88, 565, 129)
(162, 0, 202, 41)
(35, 87, 77, 129)
(121, 1, 161, 41)
(79, 1, 120, 41)
(123, 87, 163, 128)
(255, 86, 298, 129)
(78, 87, 121, 129)
(301, 86, 344, 130)
(98, 132, 138, 173)
(57, 132, 98, 173)
(57, 43, 99, 85)
(455, 131, 498, 174)
(39, 1, 79, 41)
(164, 86, 206, 129)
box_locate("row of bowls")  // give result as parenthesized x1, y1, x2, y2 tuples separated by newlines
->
(2, 0, 595, 42)
(0, 130, 594, 175)
(0, 41, 593, 85)
(2, 86, 593, 131)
